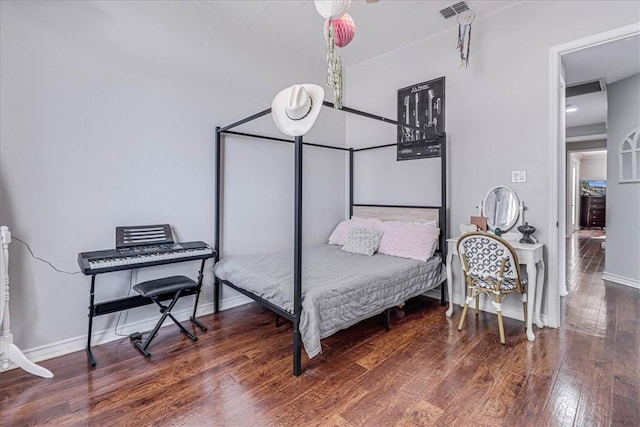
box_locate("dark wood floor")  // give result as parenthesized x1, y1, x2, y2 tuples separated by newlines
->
(2, 230, 638, 426)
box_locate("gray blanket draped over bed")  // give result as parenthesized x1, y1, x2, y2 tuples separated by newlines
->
(213, 244, 445, 358)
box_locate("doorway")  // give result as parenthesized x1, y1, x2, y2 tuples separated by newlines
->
(565, 150, 607, 296)
(568, 150, 607, 234)
(548, 23, 639, 327)
(570, 159, 578, 233)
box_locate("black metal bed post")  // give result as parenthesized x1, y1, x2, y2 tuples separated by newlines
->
(214, 126, 221, 313)
(440, 138, 447, 306)
(219, 108, 271, 132)
(349, 148, 354, 218)
(293, 135, 303, 376)
(220, 130, 349, 152)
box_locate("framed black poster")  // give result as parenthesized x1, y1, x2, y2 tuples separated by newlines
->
(397, 76, 445, 160)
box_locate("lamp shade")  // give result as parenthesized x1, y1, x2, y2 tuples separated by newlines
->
(314, 0, 351, 19)
(324, 13, 356, 48)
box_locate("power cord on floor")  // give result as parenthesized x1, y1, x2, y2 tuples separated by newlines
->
(12, 236, 81, 275)
(13, 235, 148, 340)
(113, 269, 152, 340)
(13, 235, 153, 340)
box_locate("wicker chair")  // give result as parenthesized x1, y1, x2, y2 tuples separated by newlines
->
(456, 232, 527, 344)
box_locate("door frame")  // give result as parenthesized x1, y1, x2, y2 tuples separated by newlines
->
(570, 158, 579, 234)
(547, 22, 640, 327)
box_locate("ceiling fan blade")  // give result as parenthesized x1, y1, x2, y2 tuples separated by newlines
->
(366, 0, 381, 3)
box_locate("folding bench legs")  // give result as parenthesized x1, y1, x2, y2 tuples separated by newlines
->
(133, 289, 198, 358)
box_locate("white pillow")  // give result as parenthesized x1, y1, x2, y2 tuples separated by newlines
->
(328, 217, 382, 245)
(341, 227, 383, 256)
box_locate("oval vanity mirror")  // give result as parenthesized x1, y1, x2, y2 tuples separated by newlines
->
(484, 186, 520, 232)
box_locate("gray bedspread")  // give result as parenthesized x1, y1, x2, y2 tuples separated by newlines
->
(213, 244, 445, 358)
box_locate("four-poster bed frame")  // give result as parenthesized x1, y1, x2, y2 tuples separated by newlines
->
(214, 100, 447, 376)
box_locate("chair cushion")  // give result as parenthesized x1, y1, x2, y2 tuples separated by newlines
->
(133, 275, 197, 298)
(470, 274, 527, 291)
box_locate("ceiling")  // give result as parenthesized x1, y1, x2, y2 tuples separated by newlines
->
(564, 34, 640, 128)
(565, 91, 607, 128)
(196, 0, 518, 66)
(195, 1, 638, 129)
(564, 34, 640, 86)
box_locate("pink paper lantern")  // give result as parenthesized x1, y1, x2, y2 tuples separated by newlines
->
(324, 13, 356, 48)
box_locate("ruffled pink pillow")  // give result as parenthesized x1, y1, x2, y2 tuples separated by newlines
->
(377, 221, 439, 261)
(328, 217, 382, 245)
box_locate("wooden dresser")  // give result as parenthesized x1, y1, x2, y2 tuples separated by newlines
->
(580, 195, 606, 228)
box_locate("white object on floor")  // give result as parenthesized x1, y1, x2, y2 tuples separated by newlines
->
(1, 226, 53, 378)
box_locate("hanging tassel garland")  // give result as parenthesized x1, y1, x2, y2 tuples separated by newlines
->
(456, 9, 475, 69)
(316, 2, 353, 109)
(456, 25, 471, 68)
(326, 24, 344, 109)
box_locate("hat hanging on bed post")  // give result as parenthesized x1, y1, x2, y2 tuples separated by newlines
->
(271, 84, 325, 137)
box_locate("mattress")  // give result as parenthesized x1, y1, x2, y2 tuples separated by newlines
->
(213, 244, 445, 358)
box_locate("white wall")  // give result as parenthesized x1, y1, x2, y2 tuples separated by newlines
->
(0, 1, 345, 356)
(346, 1, 639, 320)
(567, 123, 607, 139)
(605, 73, 640, 285)
(579, 156, 607, 180)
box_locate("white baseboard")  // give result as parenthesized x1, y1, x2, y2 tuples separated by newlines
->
(603, 272, 640, 290)
(423, 288, 448, 304)
(422, 288, 554, 327)
(2, 295, 252, 373)
(450, 294, 526, 323)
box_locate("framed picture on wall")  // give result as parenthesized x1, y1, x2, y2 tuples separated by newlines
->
(580, 180, 606, 196)
(397, 76, 445, 161)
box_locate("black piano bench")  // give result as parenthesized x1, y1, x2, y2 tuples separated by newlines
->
(130, 275, 198, 357)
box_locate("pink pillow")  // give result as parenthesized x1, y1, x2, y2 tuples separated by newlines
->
(328, 217, 382, 245)
(377, 221, 439, 261)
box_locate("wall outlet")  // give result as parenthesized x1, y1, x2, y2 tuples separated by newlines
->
(512, 170, 527, 183)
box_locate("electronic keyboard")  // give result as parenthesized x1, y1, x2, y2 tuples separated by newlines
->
(78, 241, 214, 275)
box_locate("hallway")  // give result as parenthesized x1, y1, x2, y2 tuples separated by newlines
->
(559, 229, 639, 425)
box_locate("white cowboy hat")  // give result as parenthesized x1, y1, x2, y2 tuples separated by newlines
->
(271, 84, 324, 137)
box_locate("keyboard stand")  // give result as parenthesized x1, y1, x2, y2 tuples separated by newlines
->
(85, 258, 209, 367)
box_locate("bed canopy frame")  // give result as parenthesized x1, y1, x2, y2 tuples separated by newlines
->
(214, 100, 447, 376)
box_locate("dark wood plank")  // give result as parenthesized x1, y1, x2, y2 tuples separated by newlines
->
(508, 373, 556, 426)
(1, 230, 638, 426)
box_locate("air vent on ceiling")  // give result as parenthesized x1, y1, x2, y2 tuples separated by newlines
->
(566, 79, 606, 98)
(439, 2, 469, 19)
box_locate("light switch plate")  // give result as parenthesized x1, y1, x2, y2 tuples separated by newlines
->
(512, 170, 526, 183)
